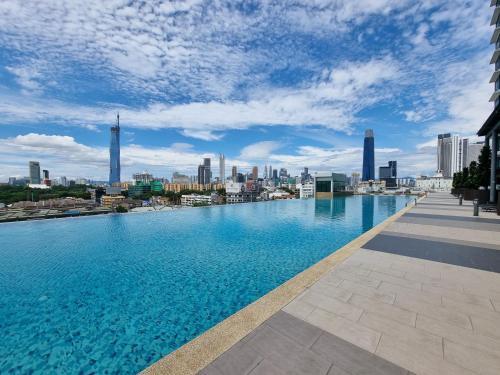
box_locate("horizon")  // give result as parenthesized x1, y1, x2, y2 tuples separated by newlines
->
(0, 1, 492, 181)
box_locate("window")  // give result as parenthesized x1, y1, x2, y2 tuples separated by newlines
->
(316, 181, 331, 193)
(496, 78, 500, 91)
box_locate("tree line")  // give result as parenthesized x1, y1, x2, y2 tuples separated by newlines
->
(452, 145, 491, 189)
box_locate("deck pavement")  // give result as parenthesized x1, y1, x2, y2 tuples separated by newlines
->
(198, 193, 500, 375)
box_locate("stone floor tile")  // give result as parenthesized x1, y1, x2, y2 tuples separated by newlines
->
(395, 293, 472, 330)
(369, 270, 422, 290)
(375, 334, 477, 375)
(326, 364, 351, 375)
(311, 332, 409, 375)
(470, 314, 500, 341)
(441, 296, 498, 319)
(266, 311, 322, 348)
(339, 279, 396, 304)
(248, 360, 288, 375)
(348, 294, 417, 326)
(246, 325, 331, 375)
(305, 308, 381, 353)
(299, 290, 364, 321)
(309, 281, 353, 302)
(359, 312, 443, 357)
(423, 284, 493, 310)
(210, 341, 263, 375)
(378, 281, 443, 306)
(444, 339, 500, 375)
(282, 298, 316, 321)
(492, 298, 500, 312)
(330, 269, 382, 289)
(404, 269, 442, 285)
(416, 314, 500, 358)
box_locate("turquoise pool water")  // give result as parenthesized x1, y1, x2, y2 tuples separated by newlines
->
(0, 195, 410, 373)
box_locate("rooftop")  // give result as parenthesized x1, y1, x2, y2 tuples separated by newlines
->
(143, 192, 500, 375)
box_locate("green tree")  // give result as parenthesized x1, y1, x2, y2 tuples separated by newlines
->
(477, 145, 491, 189)
(115, 205, 128, 213)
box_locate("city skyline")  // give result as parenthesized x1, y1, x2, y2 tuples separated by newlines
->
(0, 1, 490, 181)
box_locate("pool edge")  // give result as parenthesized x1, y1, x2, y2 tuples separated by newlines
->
(140, 198, 419, 375)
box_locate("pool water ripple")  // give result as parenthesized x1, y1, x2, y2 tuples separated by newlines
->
(0, 195, 410, 373)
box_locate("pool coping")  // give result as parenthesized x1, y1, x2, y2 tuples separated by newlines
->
(140, 198, 420, 375)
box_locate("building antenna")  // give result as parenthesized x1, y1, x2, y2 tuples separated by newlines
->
(116, 112, 120, 127)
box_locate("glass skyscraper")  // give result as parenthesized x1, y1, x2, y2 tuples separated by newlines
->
(109, 114, 121, 185)
(362, 129, 375, 181)
(29, 161, 41, 184)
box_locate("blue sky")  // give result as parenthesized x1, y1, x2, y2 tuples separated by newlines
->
(0, 0, 493, 181)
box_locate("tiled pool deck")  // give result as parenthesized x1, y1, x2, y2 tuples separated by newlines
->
(143, 193, 500, 375)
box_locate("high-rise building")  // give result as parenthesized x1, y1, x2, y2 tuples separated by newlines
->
(379, 161, 397, 188)
(197, 158, 211, 185)
(133, 172, 154, 184)
(437, 133, 462, 178)
(351, 172, 360, 187)
(466, 141, 485, 166)
(231, 166, 237, 182)
(264, 165, 268, 179)
(269, 165, 273, 179)
(252, 166, 258, 180)
(362, 129, 375, 181)
(219, 154, 225, 182)
(29, 161, 41, 184)
(272, 169, 278, 180)
(109, 113, 121, 185)
(42, 169, 49, 179)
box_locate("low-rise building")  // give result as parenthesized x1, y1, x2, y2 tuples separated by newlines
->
(181, 194, 215, 206)
(313, 172, 347, 198)
(356, 180, 386, 194)
(415, 173, 452, 192)
(101, 195, 126, 208)
(297, 181, 315, 199)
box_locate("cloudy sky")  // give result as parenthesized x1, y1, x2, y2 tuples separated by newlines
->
(0, 0, 493, 181)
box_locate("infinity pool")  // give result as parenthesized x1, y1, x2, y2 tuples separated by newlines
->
(0, 195, 410, 373)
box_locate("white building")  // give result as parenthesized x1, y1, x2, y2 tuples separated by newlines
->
(27, 183, 50, 190)
(181, 194, 213, 207)
(219, 154, 225, 183)
(416, 173, 453, 192)
(225, 181, 244, 194)
(356, 180, 386, 194)
(297, 181, 314, 199)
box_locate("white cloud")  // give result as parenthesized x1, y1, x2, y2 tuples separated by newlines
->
(0, 133, 436, 182)
(239, 141, 282, 160)
(0, 58, 399, 139)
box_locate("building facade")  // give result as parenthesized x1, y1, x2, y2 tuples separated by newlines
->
(314, 172, 347, 198)
(219, 154, 225, 183)
(109, 114, 121, 185)
(298, 181, 315, 199)
(416, 174, 453, 192)
(362, 129, 375, 181)
(197, 158, 211, 185)
(29, 161, 41, 184)
(476, 1, 500, 202)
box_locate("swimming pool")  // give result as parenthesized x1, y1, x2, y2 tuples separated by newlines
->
(0, 195, 410, 373)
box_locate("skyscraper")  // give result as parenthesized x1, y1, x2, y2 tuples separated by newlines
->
(198, 158, 211, 185)
(219, 154, 225, 182)
(252, 166, 258, 180)
(109, 113, 121, 185)
(437, 133, 461, 178)
(362, 129, 375, 181)
(29, 161, 41, 184)
(264, 165, 268, 179)
(232, 166, 237, 182)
